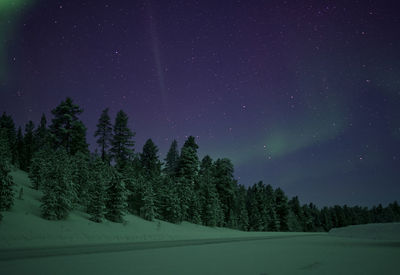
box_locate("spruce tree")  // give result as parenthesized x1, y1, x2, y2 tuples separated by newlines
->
(0, 112, 16, 164)
(105, 167, 127, 223)
(111, 110, 135, 170)
(164, 140, 179, 178)
(140, 182, 157, 221)
(213, 158, 236, 226)
(177, 136, 200, 222)
(275, 187, 289, 231)
(15, 127, 24, 169)
(29, 147, 51, 190)
(71, 151, 90, 204)
(41, 149, 74, 220)
(0, 156, 14, 211)
(94, 108, 113, 162)
(34, 114, 49, 151)
(265, 184, 279, 231)
(49, 97, 88, 155)
(87, 158, 107, 223)
(23, 121, 35, 171)
(140, 139, 161, 179)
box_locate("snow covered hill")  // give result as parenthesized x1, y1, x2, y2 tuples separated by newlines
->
(329, 222, 400, 241)
(0, 169, 308, 249)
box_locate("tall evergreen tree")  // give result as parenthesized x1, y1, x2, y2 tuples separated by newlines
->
(105, 167, 127, 223)
(275, 187, 289, 231)
(140, 182, 157, 221)
(29, 147, 52, 190)
(23, 121, 35, 171)
(159, 177, 181, 223)
(41, 149, 74, 220)
(87, 158, 107, 223)
(0, 112, 16, 164)
(49, 97, 88, 155)
(111, 110, 135, 170)
(15, 127, 24, 169)
(265, 184, 279, 231)
(213, 158, 236, 226)
(94, 108, 113, 162)
(177, 136, 200, 222)
(34, 113, 49, 151)
(140, 139, 161, 179)
(164, 140, 179, 178)
(0, 155, 14, 211)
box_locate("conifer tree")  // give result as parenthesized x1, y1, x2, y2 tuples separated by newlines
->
(236, 185, 249, 231)
(111, 110, 135, 170)
(94, 108, 113, 162)
(23, 121, 35, 171)
(105, 167, 127, 223)
(71, 151, 90, 204)
(140, 182, 157, 221)
(213, 158, 236, 226)
(41, 149, 74, 220)
(0, 112, 16, 164)
(34, 114, 49, 151)
(0, 155, 14, 211)
(160, 178, 182, 223)
(29, 147, 51, 190)
(140, 138, 161, 179)
(87, 158, 107, 223)
(49, 97, 88, 155)
(164, 140, 179, 178)
(265, 184, 279, 231)
(15, 127, 24, 169)
(177, 136, 200, 222)
(275, 187, 289, 231)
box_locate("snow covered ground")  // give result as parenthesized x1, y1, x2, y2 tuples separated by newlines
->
(1, 169, 399, 274)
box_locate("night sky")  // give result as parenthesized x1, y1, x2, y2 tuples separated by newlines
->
(1, 0, 399, 207)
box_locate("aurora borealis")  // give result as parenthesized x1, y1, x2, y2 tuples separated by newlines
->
(1, 0, 399, 206)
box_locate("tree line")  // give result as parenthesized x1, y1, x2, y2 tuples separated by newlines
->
(1, 97, 399, 230)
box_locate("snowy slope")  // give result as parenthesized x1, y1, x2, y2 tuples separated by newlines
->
(0, 169, 308, 249)
(329, 222, 400, 241)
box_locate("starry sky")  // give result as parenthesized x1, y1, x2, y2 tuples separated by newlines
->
(1, 0, 399, 207)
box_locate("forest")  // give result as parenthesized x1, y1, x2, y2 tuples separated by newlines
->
(1, 97, 399, 231)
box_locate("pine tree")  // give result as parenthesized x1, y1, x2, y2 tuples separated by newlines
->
(140, 139, 161, 179)
(0, 112, 16, 165)
(164, 140, 179, 178)
(34, 114, 49, 152)
(177, 136, 200, 222)
(87, 158, 107, 223)
(265, 184, 279, 231)
(41, 149, 74, 220)
(111, 110, 135, 170)
(105, 167, 127, 223)
(236, 185, 249, 231)
(94, 108, 113, 162)
(0, 128, 11, 163)
(29, 148, 51, 190)
(0, 156, 14, 211)
(15, 127, 24, 169)
(140, 182, 156, 221)
(275, 187, 289, 231)
(71, 151, 90, 205)
(49, 97, 88, 155)
(23, 121, 35, 171)
(213, 158, 236, 226)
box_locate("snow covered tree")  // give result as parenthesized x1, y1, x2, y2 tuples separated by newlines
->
(213, 158, 236, 226)
(33, 114, 49, 152)
(41, 148, 74, 220)
(236, 185, 249, 231)
(15, 127, 24, 169)
(177, 136, 200, 222)
(94, 108, 113, 162)
(87, 158, 107, 223)
(164, 139, 179, 178)
(140, 182, 157, 221)
(70, 151, 90, 205)
(28, 147, 52, 190)
(159, 177, 181, 223)
(111, 110, 135, 170)
(275, 187, 289, 231)
(0, 112, 16, 165)
(105, 167, 127, 223)
(265, 184, 279, 231)
(22, 121, 35, 171)
(0, 156, 14, 211)
(140, 139, 161, 179)
(49, 97, 88, 155)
